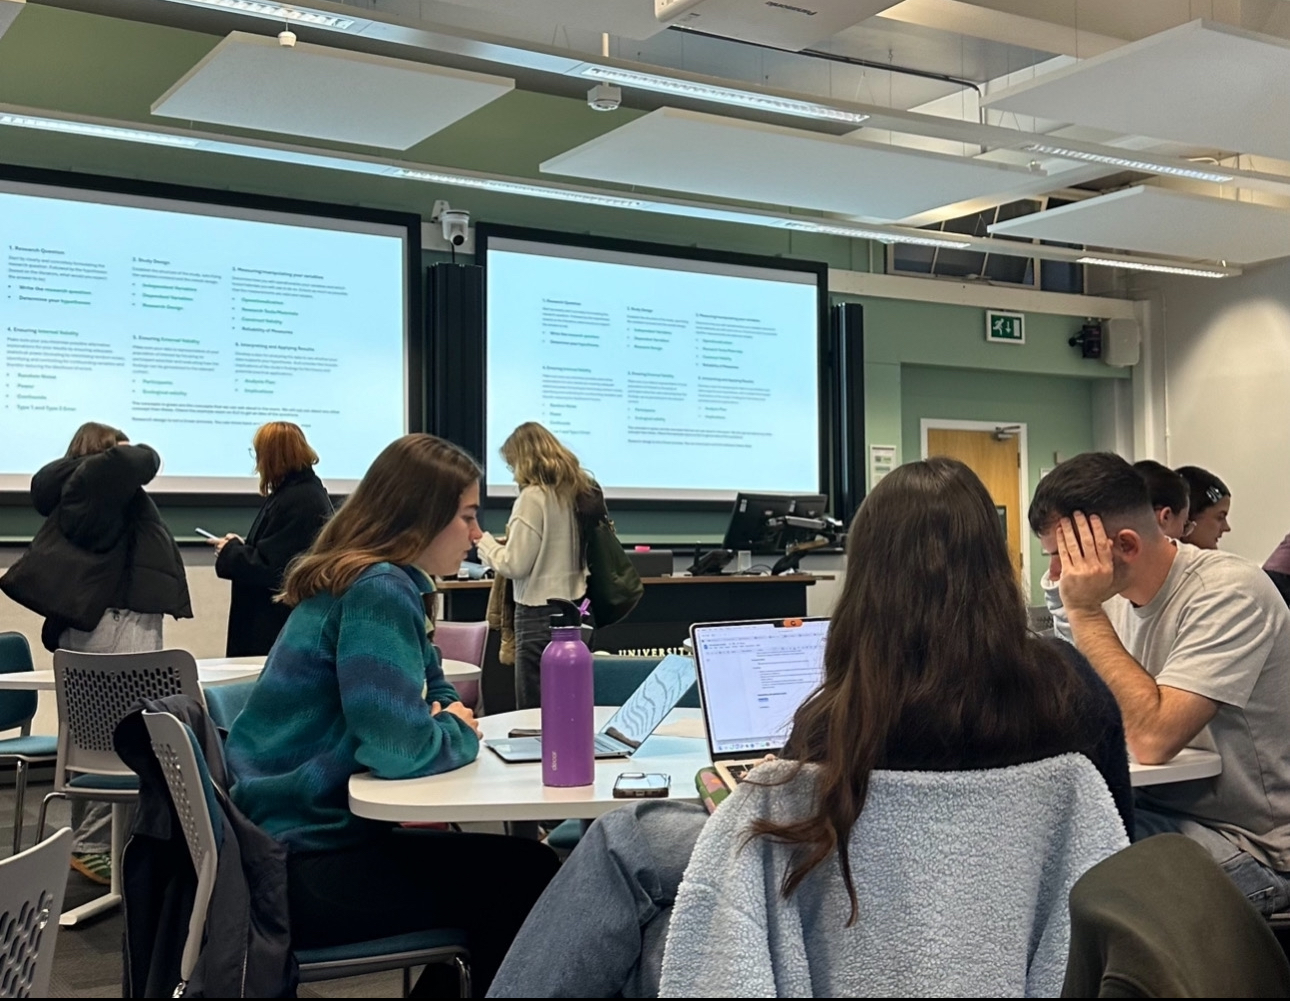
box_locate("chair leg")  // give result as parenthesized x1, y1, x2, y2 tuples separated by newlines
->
(59, 801, 127, 928)
(455, 955, 472, 999)
(402, 966, 412, 998)
(11, 760, 28, 856)
(35, 790, 64, 844)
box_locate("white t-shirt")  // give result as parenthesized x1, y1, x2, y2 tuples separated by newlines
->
(1047, 543, 1290, 870)
(476, 485, 588, 607)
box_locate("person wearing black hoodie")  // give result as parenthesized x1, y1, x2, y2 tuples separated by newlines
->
(0, 421, 191, 881)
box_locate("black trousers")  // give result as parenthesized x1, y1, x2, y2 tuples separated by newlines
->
(1268, 569, 1290, 607)
(287, 828, 560, 997)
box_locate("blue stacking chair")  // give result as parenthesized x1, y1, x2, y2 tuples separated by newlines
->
(141, 710, 471, 997)
(203, 680, 256, 732)
(0, 633, 59, 856)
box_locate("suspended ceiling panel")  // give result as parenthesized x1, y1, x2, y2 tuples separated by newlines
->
(429, 0, 669, 39)
(984, 20, 1290, 162)
(152, 31, 514, 150)
(541, 108, 1042, 221)
(988, 186, 1290, 264)
(656, 0, 904, 51)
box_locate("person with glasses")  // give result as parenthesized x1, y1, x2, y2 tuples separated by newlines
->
(210, 422, 333, 657)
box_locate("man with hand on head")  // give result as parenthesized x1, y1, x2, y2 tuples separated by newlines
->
(1030, 452, 1290, 913)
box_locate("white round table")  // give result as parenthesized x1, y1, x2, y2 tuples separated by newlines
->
(196, 655, 481, 684)
(348, 707, 712, 824)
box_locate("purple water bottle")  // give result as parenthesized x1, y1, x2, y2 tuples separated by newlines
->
(541, 598, 594, 787)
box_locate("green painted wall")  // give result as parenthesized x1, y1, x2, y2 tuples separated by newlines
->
(899, 365, 1099, 597)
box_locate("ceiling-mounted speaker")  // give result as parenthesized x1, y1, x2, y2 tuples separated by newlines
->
(1104, 317, 1141, 368)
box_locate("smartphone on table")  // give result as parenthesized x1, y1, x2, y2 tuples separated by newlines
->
(612, 772, 670, 799)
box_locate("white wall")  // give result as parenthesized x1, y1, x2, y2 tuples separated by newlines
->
(1154, 260, 1290, 563)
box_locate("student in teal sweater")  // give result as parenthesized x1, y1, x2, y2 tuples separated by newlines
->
(226, 434, 558, 997)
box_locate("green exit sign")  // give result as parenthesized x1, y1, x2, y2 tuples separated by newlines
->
(986, 310, 1025, 345)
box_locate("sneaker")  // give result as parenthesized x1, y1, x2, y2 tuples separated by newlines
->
(70, 852, 111, 886)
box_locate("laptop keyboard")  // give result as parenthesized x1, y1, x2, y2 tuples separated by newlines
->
(725, 762, 756, 784)
(594, 733, 627, 754)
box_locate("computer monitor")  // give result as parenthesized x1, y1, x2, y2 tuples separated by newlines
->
(722, 493, 830, 555)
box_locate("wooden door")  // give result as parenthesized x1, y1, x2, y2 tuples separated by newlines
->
(926, 428, 1023, 573)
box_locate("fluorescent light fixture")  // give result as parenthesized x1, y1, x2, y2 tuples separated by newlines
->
(160, 0, 356, 29)
(1077, 256, 1235, 279)
(1022, 144, 1233, 184)
(580, 66, 870, 125)
(779, 219, 972, 249)
(0, 113, 202, 148)
(0, 106, 1240, 277)
(391, 169, 648, 210)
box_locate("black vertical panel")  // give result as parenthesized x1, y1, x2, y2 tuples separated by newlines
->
(828, 302, 865, 526)
(425, 263, 485, 462)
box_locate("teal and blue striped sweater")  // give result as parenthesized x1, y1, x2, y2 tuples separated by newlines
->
(226, 562, 479, 851)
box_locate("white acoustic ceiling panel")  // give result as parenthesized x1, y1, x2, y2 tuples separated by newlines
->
(541, 108, 1042, 221)
(655, 0, 903, 51)
(152, 31, 514, 150)
(434, 0, 669, 39)
(985, 20, 1290, 161)
(988, 186, 1290, 264)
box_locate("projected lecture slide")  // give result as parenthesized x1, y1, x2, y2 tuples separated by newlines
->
(487, 246, 820, 498)
(1, 187, 406, 487)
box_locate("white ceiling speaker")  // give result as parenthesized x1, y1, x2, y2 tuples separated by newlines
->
(654, 0, 904, 52)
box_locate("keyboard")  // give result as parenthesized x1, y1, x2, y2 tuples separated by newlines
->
(594, 733, 628, 754)
(724, 762, 756, 784)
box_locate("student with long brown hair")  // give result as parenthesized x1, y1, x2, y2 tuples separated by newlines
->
(211, 421, 333, 656)
(489, 458, 1131, 998)
(477, 421, 594, 708)
(226, 434, 557, 997)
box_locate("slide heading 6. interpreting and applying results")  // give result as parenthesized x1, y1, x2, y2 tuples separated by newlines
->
(1, 180, 408, 492)
(485, 237, 822, 501)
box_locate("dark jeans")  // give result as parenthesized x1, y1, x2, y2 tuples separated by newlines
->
(287, 827, 559, 997)
(488, 800, 709, 998)
(512, 603, 553, 711)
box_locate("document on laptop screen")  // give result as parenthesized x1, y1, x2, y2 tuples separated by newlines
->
(694, 620, 829, 754)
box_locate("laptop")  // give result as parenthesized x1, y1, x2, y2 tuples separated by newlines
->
(485, 654, 696, 763)
(690, 617, 830, 789)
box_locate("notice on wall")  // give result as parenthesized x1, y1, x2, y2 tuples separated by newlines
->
(869, 444, 897, 487)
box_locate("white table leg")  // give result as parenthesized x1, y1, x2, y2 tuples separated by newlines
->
(60, 801, 127, 927)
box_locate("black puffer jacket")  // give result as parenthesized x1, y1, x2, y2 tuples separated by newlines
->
(0, 444, 191, 650)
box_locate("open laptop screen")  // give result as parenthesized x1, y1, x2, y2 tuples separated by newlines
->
(691, 618, 830, 757)
(601, 654, 696, 748)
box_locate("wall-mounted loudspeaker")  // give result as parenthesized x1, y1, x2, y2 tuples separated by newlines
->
(1103, 317, 1141, 368)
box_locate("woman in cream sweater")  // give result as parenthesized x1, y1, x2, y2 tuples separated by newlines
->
(477, 422, 591, 708)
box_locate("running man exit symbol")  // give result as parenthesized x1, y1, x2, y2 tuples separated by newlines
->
(986, 310, 1025, 345)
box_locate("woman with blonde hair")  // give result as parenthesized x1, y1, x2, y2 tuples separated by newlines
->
(227, 433, 558, 996)
(477, 422, 594, 708)
(211, 421, 333, 656)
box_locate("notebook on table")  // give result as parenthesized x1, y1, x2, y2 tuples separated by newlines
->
(690, 617, 830, 789)
(485, 654, 696, 763)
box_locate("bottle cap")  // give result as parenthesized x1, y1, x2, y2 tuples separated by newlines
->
(549, 598, 586, 628)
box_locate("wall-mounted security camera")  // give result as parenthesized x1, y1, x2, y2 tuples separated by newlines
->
(278, 29, 297, 47)
(587, 83, 622, 112)
(431, 200, 471, 248)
